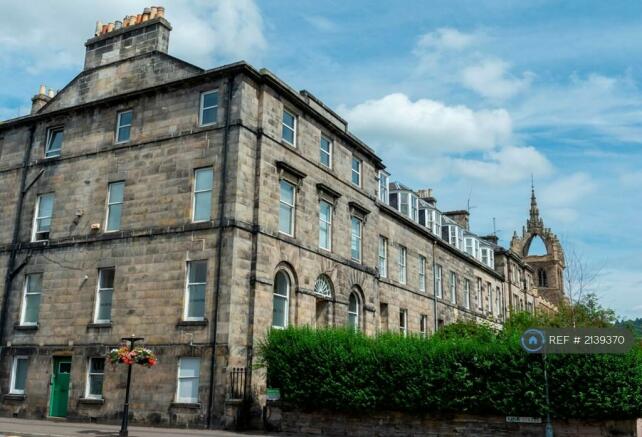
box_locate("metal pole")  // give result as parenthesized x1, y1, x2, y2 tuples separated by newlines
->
(543, 353, 554, 437)
(120, 336, 143, 437)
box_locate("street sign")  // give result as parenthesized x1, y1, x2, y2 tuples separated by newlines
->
(506, 416, 542, 424)
(267, 388, 281, 401)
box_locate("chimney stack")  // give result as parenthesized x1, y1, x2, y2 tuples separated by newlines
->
(84, 6, 171, 70)
(417, 188, 437, 207)
(443, 210, 470, 231)
(31, 84, 51, 114)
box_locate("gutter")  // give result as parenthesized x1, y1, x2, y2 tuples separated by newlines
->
(432, 240, 438, 333)
(0, 125, 36, 357)
(206, 75, 234, 429)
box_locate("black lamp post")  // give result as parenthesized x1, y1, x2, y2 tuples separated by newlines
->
(119, 335, 144, 437)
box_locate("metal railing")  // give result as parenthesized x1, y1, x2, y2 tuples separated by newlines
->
(228, 367, 249, 400)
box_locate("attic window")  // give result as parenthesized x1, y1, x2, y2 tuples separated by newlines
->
(45, 127, 63, 158)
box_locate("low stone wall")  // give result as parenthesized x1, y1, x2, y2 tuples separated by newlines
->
(272, 407, 640, 437)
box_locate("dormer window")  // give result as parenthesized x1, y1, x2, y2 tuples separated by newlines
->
(45, 127, 63, 158)
(395, 191, 418, 221)
(378, 170, 389, 203)
(480, 246, 495, 268)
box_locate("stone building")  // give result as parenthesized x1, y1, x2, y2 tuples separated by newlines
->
(0, 7, 562, 429)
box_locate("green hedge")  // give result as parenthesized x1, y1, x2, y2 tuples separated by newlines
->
(258, 326, 642, 419)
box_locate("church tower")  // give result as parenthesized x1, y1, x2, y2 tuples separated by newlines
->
(510, 183, 566, 305)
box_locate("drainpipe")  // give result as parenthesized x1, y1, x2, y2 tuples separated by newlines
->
(431, 240, 438, 333)
(0, 125, 36, 358)
(245, 83, 265, 399)
(206, 75, 234, 429)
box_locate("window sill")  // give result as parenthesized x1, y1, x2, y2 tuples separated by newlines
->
(4, 394, 25, 401)
(176, 319, 208, 328)
(170, 402, 201, 409)
(87, 322, 112, 330)
(14, 324, 38, 331)
(78, 397, 104, 405)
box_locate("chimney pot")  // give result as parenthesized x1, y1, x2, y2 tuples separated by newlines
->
(95, 21, 103, 36)
(157, 6, 165, 18)
(150, 7, 158, 19)
(107, 22, 114, 32)
(114, 20, 122, 30)
(47, 89, 55, 98)
(38, 84, 46, 95)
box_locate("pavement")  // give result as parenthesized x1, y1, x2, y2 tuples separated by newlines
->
(0, 417, 269, 437)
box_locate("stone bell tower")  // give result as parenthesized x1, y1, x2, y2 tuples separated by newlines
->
(510, 183, 566, 305)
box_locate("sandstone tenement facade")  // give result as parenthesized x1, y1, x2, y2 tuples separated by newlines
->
(0, 7, 564, 429)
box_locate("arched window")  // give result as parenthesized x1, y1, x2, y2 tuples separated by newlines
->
(314, 275, 333, 299)
(538, 269, 548, 288)
(528, 236, 548, 256)
(348, 292, 361, 331)
(272, 271, 290, 328)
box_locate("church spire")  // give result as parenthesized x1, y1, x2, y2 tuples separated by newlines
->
(530, 176, 539, 221)
(527, 177, 544, 233)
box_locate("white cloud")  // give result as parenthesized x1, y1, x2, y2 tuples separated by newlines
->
(540, 172, 595, 207)
(461, 58, 534, 100)
(513, 72, 642, 142)
(303, 15, 336, 32)
(451, 145, 552, 183)
(0, 0, 267, 74)
(339, 93, 512, 154)
(415, 28, 477, 52)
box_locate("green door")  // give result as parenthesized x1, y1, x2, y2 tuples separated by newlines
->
(50, 357, 72, 417)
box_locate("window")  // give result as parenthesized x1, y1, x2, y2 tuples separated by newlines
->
(10, 356, 28, 395)
(435, 264, 443, 298)
(350, 217, 362, 263)
(420, 314, 428, 338)
(397, 192, 418, 221)
(279, 180, 295, 236)
(481, 247, 495, 268)
(86, 358, 105, 399)
(538, 269, 548, 287)
(272, 271, 290, 328)
(199, 90, 218, 126)
(378, 171, 389, 203)
(20, 274, 42, 326)
(433, 211, 442, 237)
(487, 282, 492, 312)
(378, 237, 388, 278)
(320, 136, 332, 168)
(496, 286, 502, 315)
(105, 182, 124, 232)
(351, 156, 361, 187)
(419, 256, 426, 292)
(398, 246, 407, 284)
(489, 284, 494, 313)
(464, 279, 471, 309)
(348, 292, 360, 331)
(193, 168, 213, 222)
(176, 357, 200, 404)
(319, 201, 332, 251)
(477, 278, 483, 310)
(282, 109, 296, 146)
(45, 127, 63, 158)
(185, 261, 207, 321)
(94, 268, 115, 323)
(465, 237, 474, 256)
(314, 275, 332, 299)
(116, 110, 132, 143)
(450, 271, 457, 304)
(399, 309, 408, 337)
(411, 194, 418, 221)
(32, 193, 54, 241)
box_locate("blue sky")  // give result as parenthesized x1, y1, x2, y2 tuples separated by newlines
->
(1, 0, 640, 318)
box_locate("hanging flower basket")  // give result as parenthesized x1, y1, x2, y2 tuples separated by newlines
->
(108, 345, 157, 367)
